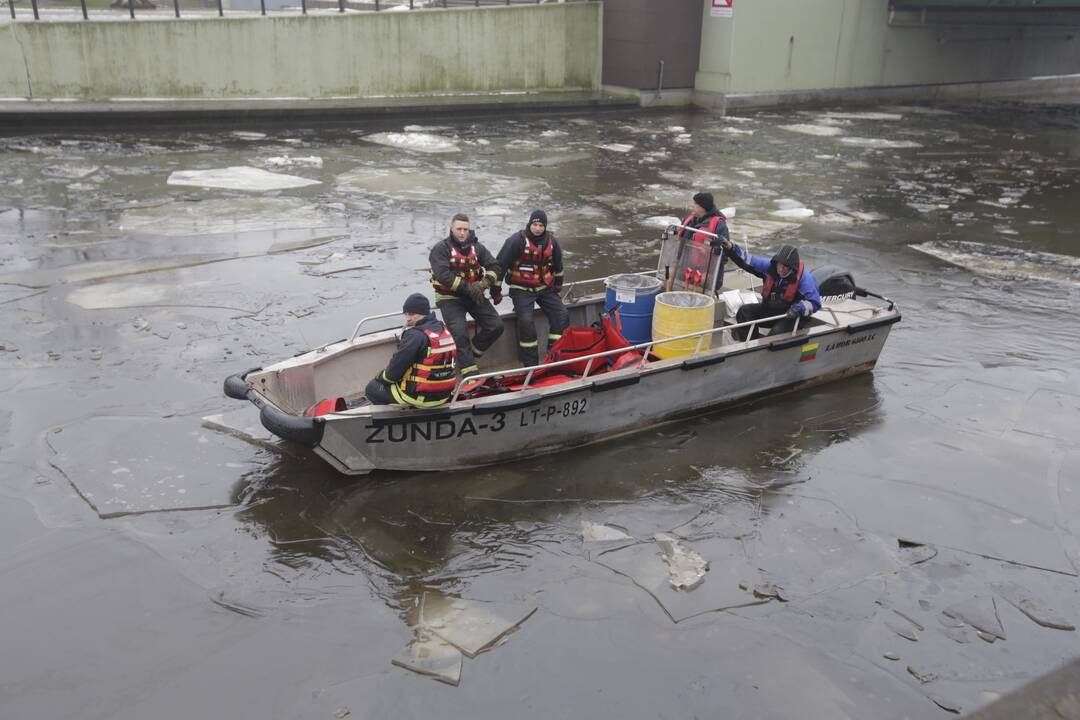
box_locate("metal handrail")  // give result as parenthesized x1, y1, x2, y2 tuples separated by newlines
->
(4, 0, 593, 21)
(448, 310, 802, 403)
(348, 311, 403, 342)
(667, 222, 758, 294)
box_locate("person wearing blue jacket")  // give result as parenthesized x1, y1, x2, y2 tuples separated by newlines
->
(714, 239, 822, 341)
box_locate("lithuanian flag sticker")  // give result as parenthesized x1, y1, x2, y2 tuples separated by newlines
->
(800, 342, 819, 363)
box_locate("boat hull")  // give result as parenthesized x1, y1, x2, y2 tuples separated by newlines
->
(310, 319, 894, 474)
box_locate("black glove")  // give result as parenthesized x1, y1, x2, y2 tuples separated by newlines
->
(464, 282, 485, 302)
(786, 307, 798, 319)
(710, 237, 732, 251)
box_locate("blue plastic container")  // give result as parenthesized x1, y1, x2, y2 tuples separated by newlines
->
(604, 274, 663, 344)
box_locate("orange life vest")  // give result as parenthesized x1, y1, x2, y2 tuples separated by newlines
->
(432, 243, 483, 293)
(761, 261, 805, 304)
(394, 327, 458, 407)
(508, 233, 555, 289)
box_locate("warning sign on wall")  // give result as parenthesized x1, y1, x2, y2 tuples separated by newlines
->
(711, 0, 733, 17)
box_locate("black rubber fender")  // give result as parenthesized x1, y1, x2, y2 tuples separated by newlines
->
(259, 404, 325, 448)
(223, 367, 261, 401)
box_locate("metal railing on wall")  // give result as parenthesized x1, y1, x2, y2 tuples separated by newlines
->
(4, 0, 588, 22)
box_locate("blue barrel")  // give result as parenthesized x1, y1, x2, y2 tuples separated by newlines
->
(604, 274, 663, 344)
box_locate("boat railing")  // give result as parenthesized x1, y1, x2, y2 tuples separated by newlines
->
(449, 311, 799, 403)
(559, 271, 656, 302)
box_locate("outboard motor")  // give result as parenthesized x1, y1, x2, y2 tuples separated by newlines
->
(811, 265, 857, 304)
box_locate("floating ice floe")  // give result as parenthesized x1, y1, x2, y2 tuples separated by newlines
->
(839, 137, 922, 149)
(642, 215, 682, 229)
(231, 131, 267, 140)
(582, 521, 633, 542)
(595, 228, 623, 237)
(743, 159, 797, 170)
(779, 124, 843, 137)
(403, 124, 451, 132)
(667, 125, 686, 133)
(167, 167, 321, 191)
(337, 166, 542, 202)
(654, 533, 709, 591)
(540, 129, 568, 138)
(722, 127, 755, 135)
(391, 631, 463, 686)
(910, 240, 1080, 286)
(42, 164, 100, 179)
(262, 155, 323, 169)
(820, 111, 904, 121)
(597, 143, 635, 153)
(120, 197, 340, 235)
(362, 132, 459, 154)
(770, 200, 814, 220)
(418, 593, 536, 658)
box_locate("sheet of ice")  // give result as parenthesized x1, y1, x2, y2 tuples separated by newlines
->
(402, 124, 451, 132)
(582, 521, 633, 543)
(1011, 389, 1080, 444)
(722, 127, 755, 135)
(201, 406, 283, 450)
(667, 125, 686, 133)
(337, 166, 543, 202)
(362, 132, 459, 154)
(942, 596, 1006, 640)
(820, 111, 904, 121)
(596, 143, 635, 153)
(770, 207, 814, 219)
(262, 155, 323, 169)
(595, 536, 765, 622)
(910, 240, 1080, 286)
(991, 582, 1075, 631)
(540, 129, 568, 138)
(654, 533, 709, 591)
(839, 137, 922, 149)
(743, 160, 797, 170)
(390, 631, 463, 686)
(419, 593, 536, 658)
(731, 218, 802, 241)
(595, 228, 622, 236)
(42, 164, 100, 179)
(120, 197, 340, 236)
(167, 167, 321, 191)
(815, 213, 857, 226)
(46, 416, 261, 518)
(642, 215, 682, 229)
(779, 124, 843, 137)
(231, 131, 266, 140)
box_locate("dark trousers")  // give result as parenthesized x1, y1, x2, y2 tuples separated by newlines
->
(510, 289, 569, 367)
(364, 376, 398, 406)
(436, 297, 503, 372)
(734, 298, 796, 341)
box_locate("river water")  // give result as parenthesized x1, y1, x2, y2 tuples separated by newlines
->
(1, 105, 1079, 718)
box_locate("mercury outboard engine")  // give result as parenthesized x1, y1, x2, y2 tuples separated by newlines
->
(811, 265, 857, 304)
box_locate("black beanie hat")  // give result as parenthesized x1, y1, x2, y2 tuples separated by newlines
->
(692, 192, 716, 212)
(402, 293, 430, 316)
(528, 209, 548, 229)
(772, 245, 800, 270)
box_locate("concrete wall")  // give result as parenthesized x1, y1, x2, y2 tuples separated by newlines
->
(0, 4, 602, 100)
(695, 0, 1080, 96)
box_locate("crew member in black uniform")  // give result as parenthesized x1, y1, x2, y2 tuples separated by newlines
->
(364, 293, 458, 408)
(495, 209, 569, 368)
(428, 213, 504, 378)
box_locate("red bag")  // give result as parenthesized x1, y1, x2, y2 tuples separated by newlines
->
(545, 326, 607, 375)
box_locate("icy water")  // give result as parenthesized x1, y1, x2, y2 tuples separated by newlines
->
(2, 106, 1080, 718)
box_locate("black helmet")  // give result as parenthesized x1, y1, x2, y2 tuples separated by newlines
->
(772, 244, 800, 269)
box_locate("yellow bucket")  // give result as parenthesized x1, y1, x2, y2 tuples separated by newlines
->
(651, 292, 715, 359)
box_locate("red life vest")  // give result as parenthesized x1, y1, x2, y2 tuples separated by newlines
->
(432, 242, 483, 293)
(761, 261, 805, 304)
(394, 327, 458, 407)
(508, 233, 555, 289)
(679, 213, 725, 245)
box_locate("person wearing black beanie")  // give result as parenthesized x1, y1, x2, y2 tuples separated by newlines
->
(495, 209, 569, 368)
(672, 191, 731, 292)
(362, 291, 458, 408)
